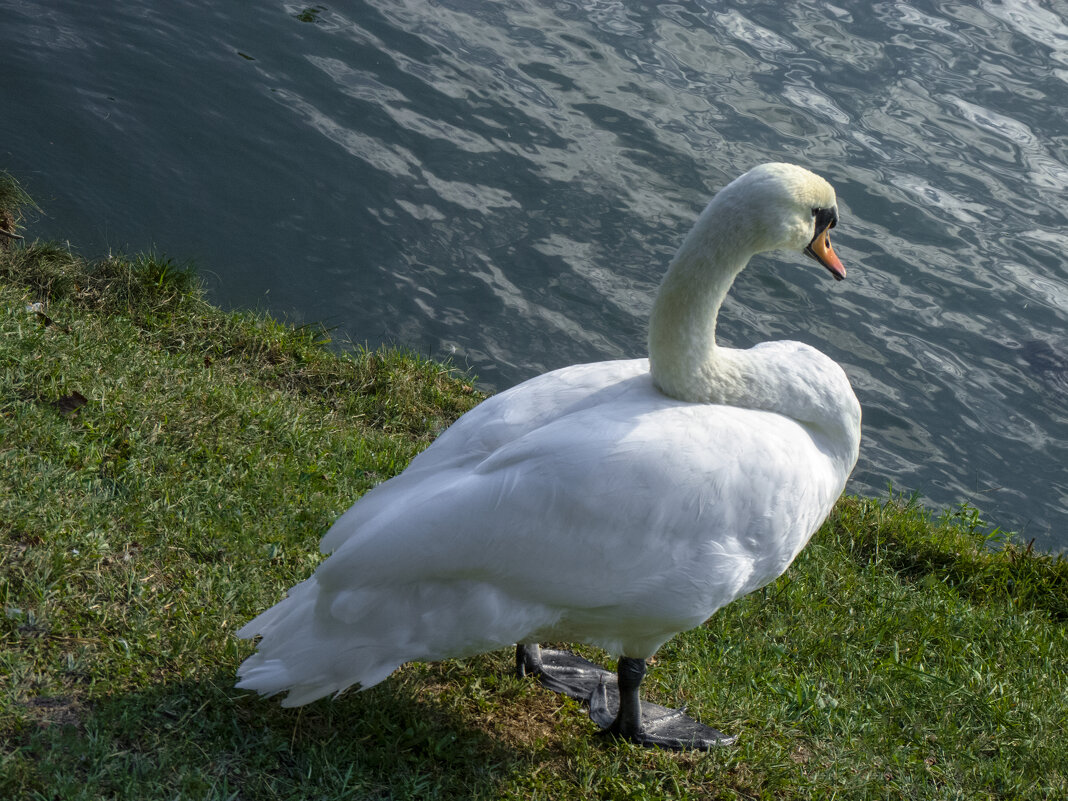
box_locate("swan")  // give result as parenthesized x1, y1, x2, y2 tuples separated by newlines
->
(236, 162, 862, 749)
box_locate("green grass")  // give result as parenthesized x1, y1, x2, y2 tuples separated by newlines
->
(1, 176, 1066, 799)
(0, 170, 35, 245)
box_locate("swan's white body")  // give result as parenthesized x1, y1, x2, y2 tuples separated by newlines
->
(237, 163, 861, 709)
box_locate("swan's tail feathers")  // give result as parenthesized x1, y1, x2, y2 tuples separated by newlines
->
(235, 577, 404, 707)
(236, 576, 555, 707)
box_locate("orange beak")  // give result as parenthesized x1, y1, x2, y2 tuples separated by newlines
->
(805, 227, 846, 280)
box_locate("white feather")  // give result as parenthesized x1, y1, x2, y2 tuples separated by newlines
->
(236, 163, 862, 707)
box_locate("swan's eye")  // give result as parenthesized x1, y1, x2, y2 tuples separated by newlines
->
(812, 207, 838, 232)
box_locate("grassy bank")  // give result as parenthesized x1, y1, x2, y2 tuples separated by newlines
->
(1, 174, 1066, 799)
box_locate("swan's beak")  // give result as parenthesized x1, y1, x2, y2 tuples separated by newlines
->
(805, 228, 846, 281)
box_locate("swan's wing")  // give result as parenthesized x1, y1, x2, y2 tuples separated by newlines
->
(320, 359, 650, 553)
(316, 396, 846, 628)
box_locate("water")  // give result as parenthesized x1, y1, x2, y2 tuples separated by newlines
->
(2, 0, 1066, 551)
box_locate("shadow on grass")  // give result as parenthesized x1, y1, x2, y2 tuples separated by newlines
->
(7, 663, 542, 800)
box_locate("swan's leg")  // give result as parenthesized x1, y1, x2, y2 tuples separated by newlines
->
(589, 657, 737, 750)
(607, 656, 645, 739)
(515, 643, 541, 678)
(514, 643, 614, 700)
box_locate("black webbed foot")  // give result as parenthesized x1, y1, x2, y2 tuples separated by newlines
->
(516, 645, 736, 750)
(588, 673, 736, 750)
(515, 643, 614, 700)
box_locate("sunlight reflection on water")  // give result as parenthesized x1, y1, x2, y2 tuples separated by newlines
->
(1, 0, 1065, 548)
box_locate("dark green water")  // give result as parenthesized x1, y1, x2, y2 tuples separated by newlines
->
(2, 0, 1066, 550)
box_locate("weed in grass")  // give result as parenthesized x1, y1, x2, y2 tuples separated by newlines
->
(0, 171, 36, 247)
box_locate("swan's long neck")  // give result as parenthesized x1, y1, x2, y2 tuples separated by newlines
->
(647, 191, 861, 470)
(647, 196, 756, 405)
(647, 163, 861, 472)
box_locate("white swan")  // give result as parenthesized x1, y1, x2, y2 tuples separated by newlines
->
(237, 163, 861, 749)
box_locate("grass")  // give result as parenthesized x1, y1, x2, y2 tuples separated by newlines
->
(0, 170, 35, 246)
(1, 174, 1066, 799)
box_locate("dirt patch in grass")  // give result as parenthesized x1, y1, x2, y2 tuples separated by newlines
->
(20, 694, 86, 731)
(480, 685, 580, 752)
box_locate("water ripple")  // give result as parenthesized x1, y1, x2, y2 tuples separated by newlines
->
(2, 0, 1066, 548)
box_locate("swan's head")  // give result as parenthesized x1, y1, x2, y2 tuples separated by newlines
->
(719, 162, 845, 280)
